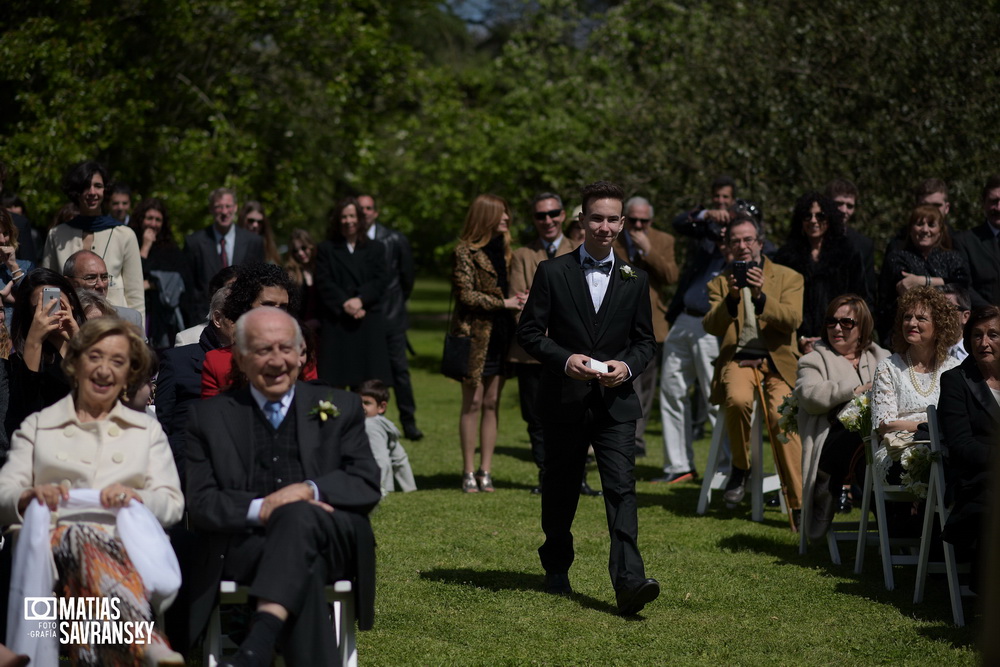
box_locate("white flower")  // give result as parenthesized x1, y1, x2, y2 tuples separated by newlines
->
(310, 399, 340, 422)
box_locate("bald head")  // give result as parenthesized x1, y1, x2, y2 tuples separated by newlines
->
(63, 250, 110, 296)
(233, 307, 305, 400)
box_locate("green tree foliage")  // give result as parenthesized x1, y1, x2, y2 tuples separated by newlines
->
(2, 0, 998, 269)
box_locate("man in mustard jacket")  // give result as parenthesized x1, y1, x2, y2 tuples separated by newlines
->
(703, 212, 804, 512)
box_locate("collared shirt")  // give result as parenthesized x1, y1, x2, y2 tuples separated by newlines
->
(245, 385, 320, 525)
(213, 225, 237, 263)
(547, 234, 565, 255)
(366, 223, 379, 241)
(579, 246, 614, 312)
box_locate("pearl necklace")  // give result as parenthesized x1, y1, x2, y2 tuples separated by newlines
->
(906, 351, 938, 397)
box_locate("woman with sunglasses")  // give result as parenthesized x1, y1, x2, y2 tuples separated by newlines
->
(795, 295, 888, 543)
(876, 204, 969, 343)
(774, 192, 869, 355)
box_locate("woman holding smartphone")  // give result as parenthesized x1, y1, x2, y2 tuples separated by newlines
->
(3, 268, 85, 453)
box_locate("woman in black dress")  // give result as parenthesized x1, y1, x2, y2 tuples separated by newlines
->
(773, 192, 869, 355)
(129, 198, 190, 348)
(315, 197, 391, 388)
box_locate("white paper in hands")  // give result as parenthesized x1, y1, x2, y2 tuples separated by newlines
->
(585, 359, 609, 373)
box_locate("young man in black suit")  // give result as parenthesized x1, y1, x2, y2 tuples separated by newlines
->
(183, 187, 265, 325)
(185, 307, 382, 666)
(955, 175, 1000, 309)
(516, 180, 659, 616)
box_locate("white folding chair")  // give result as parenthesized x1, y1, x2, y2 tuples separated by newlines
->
(205, 579, 357, 667)
(914, 405, 967, 626)
(697, 397, 785, 521)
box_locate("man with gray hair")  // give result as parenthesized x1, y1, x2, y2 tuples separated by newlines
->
(613, 196, 678, 457)
(183, 186, 264, 325)
(186, 307, 381, 665)
(63, 249, 144, 328)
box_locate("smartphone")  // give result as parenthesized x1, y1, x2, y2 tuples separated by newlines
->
(42, 287, 61, 316)
(731, 261, 749, 289)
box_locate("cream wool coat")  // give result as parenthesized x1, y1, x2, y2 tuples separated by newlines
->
(0, 394, 183, 528)
(794, 340, 888, 543)
(42, 223, 146, 318)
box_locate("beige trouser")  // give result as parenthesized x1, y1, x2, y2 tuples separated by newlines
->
(720, 359, 803, 509)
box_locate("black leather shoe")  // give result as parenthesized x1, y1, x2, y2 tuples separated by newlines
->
(403, 425, 424, 441)
(580, 481, 603, 497)
(836, 488, 853, 513)
(651, 471, 695, 484)
(544, 572, 572, 596)
(616, 578, 660, 616)
(221, 648, 269, 667)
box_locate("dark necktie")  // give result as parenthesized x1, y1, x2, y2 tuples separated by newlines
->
(582, 257, 612, 274)
(219, 236, 229, 267)
(546, 243, 556, 260)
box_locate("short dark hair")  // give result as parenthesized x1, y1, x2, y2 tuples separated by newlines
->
(209, 266, 239, 296)
(209, 187, 237, 209)
(914, 178, 948, 204)
(110, 183, 132, 199)
(982, 175, 1000, 202)
(940, 283, 971, 311)
(823, 178, 859, 201)
(580, 181, 624, 216)
(221, 262, 297, 322)
(711, 175, 736, 196)
(724, 212, 763, 243)
(61, 161, 111, 208)
(356, 378, 390, 404)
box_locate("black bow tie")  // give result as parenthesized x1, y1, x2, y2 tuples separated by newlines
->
(582, 257, 612, 274)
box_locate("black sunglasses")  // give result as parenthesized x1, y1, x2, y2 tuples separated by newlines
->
(534, 208, 562, 221)
(824, 317, 856, 330)
(627, 216, 651, 225)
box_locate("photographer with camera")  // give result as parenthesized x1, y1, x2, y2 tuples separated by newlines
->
(703, 212, 805, 521)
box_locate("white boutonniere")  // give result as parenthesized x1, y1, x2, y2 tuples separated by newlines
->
(619, 265, 637, 281)
(310, 398, 340, 422)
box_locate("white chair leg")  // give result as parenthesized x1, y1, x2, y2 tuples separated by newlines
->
(872, 472, 895, 590)
(750, 403, 765, 522)
(854, 463, 873, 575)
(697, 421, 728, 515)
(827, 529, 842, 566)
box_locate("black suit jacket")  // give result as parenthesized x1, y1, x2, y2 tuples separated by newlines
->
(954, 223, 1000, 309)
(184, 382, 382, 638)
(182, 225, 265, 324)
(516, 247, 656, 423)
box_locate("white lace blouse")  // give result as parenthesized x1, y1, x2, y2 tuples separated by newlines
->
(871, 352, 959, 429)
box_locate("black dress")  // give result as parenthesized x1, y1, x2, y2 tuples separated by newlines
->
(877, 245, 970, 341)
(315, 239, 392, 387)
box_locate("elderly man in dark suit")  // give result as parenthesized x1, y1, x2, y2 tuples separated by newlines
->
(183, 187, 265, 325)
(358, 194, 422, 439)
(955, 175, 1000, 309)
(185, 307, 381, 666)
(517, 180, 659, 616)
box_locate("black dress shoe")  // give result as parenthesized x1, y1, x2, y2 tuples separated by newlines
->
(616, 578, 660, 616)
(403, 425, 424, 441)
(544, 572, 572, 596)
(836, 488, 853, 513)
(580, 481, 603, 497)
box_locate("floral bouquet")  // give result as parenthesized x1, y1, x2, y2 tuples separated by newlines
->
(899, 443, 938, 498)
(837, 393, 872, 437)
(775, 393, 798, 443)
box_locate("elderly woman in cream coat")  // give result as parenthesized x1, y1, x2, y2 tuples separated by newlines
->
(795, 295, 888, 546)
(0, 317, 183, 665)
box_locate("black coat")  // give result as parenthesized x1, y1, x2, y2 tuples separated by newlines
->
(371, 223, 415, 334)
(516, 247, 656, 424)
(954, 223, 1000, 309)
(315, 239, 392, 387)
(182, 225, 264, 325)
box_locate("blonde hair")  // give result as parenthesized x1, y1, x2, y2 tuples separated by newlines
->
(63, 317, 153, 392)
(891, 286, 962, 364)
(458, 194, 511, 263)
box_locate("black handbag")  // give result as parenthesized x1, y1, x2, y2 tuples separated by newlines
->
(441, 291, 472, 380)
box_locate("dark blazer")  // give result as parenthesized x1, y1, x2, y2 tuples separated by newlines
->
(371, 223, 415, 334)
(516, 247, 656, 423)
(954, 223, 1000, 309)
(939, 357, 1000, 544)
(184, 382, 382, 640)
(845, 227, 876, 302)
(10, 212, 36, 263)
(182, 225, 264, 324)
(315, 239, 392, 386)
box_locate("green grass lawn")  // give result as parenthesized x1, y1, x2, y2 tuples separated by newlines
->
(367, 277, 978, 666)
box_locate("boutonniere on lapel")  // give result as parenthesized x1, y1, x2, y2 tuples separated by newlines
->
(309, 398, 340, 422)
(619, 265, 637, 281)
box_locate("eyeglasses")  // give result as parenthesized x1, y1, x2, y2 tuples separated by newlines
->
(626, 216, 651, 225)
(76, 273, 110, 285)
(824, 317, 857, 330)
(728, 236, 759, 247)
(809, 212, 828, 222)
(534, 209, 562, 221)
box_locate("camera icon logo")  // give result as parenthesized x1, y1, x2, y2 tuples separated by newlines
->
(24, 597, 57, 621)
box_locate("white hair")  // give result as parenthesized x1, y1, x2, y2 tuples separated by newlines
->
(233, 307, 303, 354)
(624, 196, 653, 217)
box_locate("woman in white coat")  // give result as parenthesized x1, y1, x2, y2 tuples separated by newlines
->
(795, 295, 888, 544)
